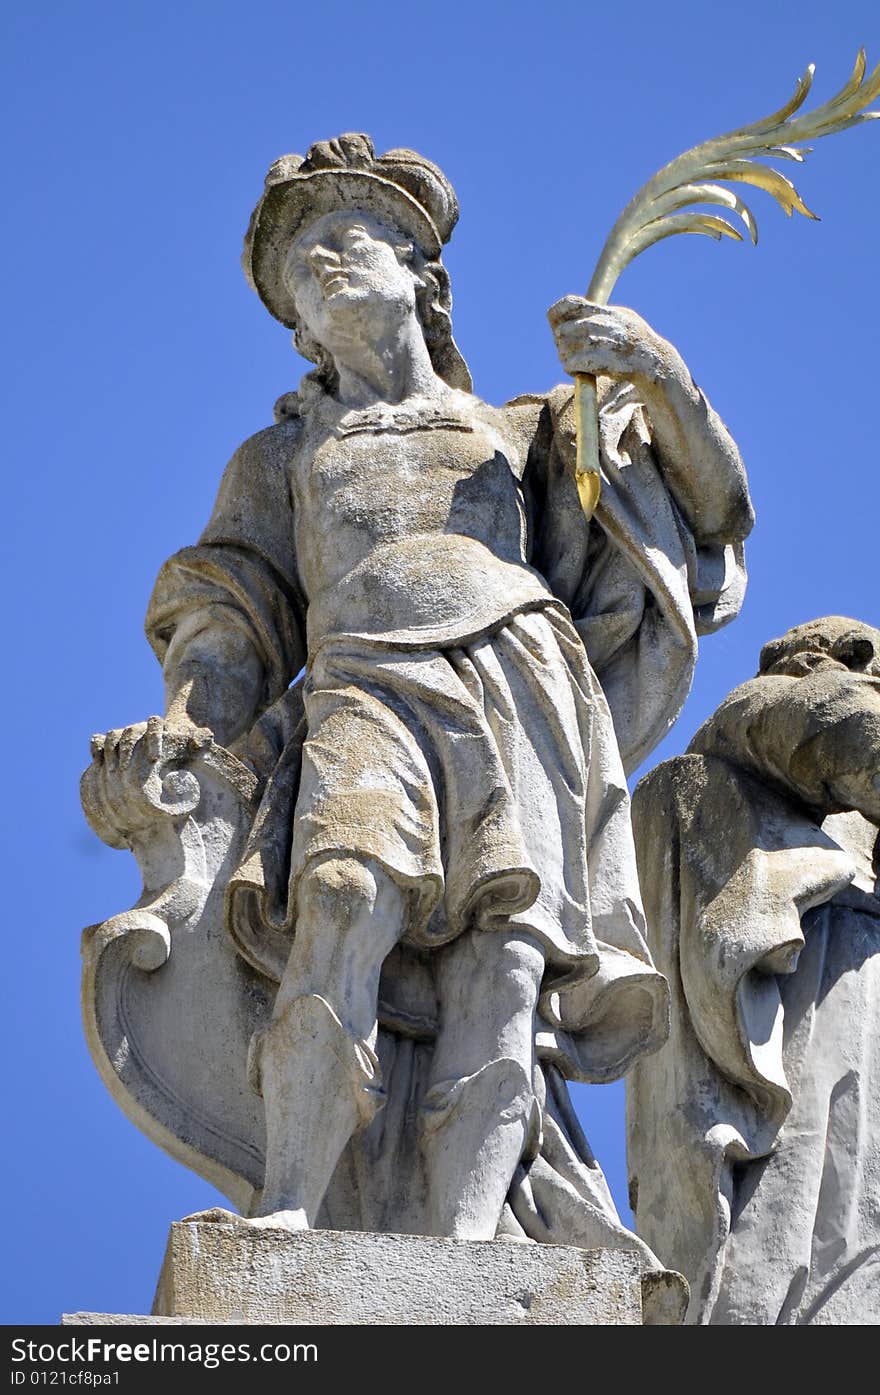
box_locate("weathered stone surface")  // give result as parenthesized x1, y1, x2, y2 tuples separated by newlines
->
(79, 130, 751, 1266)
(628, 616, 880, 1325)
(150, 1224, 644, 1325)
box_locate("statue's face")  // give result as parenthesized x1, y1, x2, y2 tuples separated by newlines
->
(284, 208, 418, 358)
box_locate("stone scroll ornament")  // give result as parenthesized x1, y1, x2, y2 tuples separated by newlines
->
(573, 50, 880, 522)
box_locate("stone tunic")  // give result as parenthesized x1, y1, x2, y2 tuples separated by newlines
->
(146, 378, 752, 1084)
(141, 376, 751, 1245)
(273, 391, 626, 980)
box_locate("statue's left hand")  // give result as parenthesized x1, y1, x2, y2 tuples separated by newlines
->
(549, 295, 684, 393)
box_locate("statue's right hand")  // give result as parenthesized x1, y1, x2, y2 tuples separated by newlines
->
(84, 716, 214, 844)
(90, 715, 212, 776)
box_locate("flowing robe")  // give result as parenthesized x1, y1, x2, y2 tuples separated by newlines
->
(145, 377, 750, 1241)
(628, 667, 880, 1321)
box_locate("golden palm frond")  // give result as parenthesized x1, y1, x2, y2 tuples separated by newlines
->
(586, 49, 880, 304)
(572, 52, 879, 524)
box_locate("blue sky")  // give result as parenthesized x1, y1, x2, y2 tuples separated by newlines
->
(3, 0, 878, 1324)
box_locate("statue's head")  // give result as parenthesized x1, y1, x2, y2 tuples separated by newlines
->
(759, 616, 880, 679)
(243, 133, 471, 392)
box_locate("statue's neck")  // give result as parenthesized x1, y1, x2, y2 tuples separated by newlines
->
(331, 315, 443, 409)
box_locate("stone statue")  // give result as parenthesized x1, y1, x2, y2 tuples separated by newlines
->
(628, 616, 880, 1323)
(80, 133, 752, 1259)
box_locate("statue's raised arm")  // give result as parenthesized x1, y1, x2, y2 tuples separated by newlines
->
(521, 290, 753, 772)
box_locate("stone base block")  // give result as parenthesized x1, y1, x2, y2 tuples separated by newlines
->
(63, 1221, 686, 1325)
(151, 1222, 648, 1325)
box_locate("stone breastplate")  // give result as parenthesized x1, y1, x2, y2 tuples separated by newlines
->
(290, 392, 553, 652)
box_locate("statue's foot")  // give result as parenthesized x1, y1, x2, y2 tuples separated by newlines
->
(180, 1205, 310, 1232)
(248, 1208, 310, 1232)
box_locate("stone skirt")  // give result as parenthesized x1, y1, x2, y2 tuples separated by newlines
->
(289, 603, 603, 973)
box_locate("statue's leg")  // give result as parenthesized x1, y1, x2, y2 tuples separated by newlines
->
(422, 928, 545, 1239)
(253, 853, 408, 1228)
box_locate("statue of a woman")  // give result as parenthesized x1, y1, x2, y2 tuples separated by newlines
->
(82, 132, 752, 1253)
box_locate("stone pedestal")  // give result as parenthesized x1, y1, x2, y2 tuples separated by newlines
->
(64, 1221, 685, 1325)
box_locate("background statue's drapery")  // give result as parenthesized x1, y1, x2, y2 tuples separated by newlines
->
(627, 664, 880, 1323)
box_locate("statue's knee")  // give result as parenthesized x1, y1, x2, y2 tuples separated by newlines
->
(501, 957, 543, 1019)
(466, 932, 544, 1020)
(297, 855, 379, 929)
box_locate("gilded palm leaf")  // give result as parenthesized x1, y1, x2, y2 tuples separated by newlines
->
(573, 51, 880, 521)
